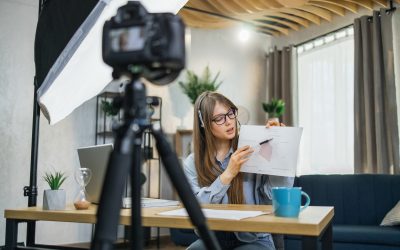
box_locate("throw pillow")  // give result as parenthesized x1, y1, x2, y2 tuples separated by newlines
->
(381, 200, 400, 226)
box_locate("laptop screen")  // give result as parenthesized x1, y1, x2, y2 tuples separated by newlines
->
(77, 144, 113, 204)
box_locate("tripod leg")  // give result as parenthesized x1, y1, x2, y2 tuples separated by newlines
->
(152, 125, 221, 250)
(131, 142, 144, 249)
(91, 147, 133, 250)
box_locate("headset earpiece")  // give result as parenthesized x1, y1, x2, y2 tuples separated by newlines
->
(197, 93, 207, 128)
(198, 110, 205, 127)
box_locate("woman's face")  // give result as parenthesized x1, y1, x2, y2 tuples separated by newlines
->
(210, 102, 236, 142)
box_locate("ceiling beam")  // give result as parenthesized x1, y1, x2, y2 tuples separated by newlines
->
(179, 10, 233, 29)
(344, 0, 373, 10)
(295, 5, 333, 21)
(372, 0, 388, 7)
(308, 1, 346, 16)
(253, 16, 301, 31)
(278, 8, 321, 24)
(311, 0, 358, 13)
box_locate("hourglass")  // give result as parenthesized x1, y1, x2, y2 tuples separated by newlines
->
(74, 168, 92, 210)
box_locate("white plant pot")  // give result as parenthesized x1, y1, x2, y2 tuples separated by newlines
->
(43, 189, 66, 210)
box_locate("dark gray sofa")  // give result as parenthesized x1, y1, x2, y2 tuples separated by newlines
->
(285, 174, 400, 250)
(170, 174, 400, 250)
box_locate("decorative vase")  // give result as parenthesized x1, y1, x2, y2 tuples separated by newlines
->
(106, 117, 118, 132)
(43, 189, 66, 210)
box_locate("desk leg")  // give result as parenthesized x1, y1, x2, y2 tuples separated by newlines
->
(321, 222, 333, 250)
(301, 236, 318, 250)
(301, 221, 333, 250)
(5, 219, 19, 250)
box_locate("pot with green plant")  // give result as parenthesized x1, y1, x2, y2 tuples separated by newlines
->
(101, 100, 119, 131)
(262, 98, 285, 123)
(178, 66, 222, 105)
(43, 170, 68, 210)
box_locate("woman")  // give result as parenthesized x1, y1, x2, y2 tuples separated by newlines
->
(184, 91, 294, 250)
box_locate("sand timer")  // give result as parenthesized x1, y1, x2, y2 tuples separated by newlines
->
(74, 168, 92, 210)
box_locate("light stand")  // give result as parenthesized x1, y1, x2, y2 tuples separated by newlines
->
(91, 74, 220, 250)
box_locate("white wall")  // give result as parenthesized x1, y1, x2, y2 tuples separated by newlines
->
(147, 27, 272, 133)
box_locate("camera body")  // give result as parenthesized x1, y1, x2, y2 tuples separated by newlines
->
(102, 1, 185, 84)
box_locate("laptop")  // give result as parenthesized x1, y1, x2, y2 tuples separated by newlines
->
(77, 144, 179, 208)
(77, 144, 116, 204)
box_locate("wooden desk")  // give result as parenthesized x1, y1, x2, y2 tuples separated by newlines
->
(4, 204, 334, 250)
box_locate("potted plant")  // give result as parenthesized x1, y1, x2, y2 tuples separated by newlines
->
(178, 66, 223, 104)
(42, 171, 68, 210)
(101, 100, 119, 131)
(262, 98, 285, 123)
(101, 100, 119, 117)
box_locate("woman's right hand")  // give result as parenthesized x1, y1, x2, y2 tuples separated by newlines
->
(220, 145, 254, 185)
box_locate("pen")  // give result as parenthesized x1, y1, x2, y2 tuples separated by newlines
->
(259, 138, 273, 145)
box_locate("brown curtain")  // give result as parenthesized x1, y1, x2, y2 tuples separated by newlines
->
(266, 46, 293, 126)
(354, 9, 400, 174)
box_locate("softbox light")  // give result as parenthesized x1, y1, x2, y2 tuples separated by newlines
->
(36, 0, 188, 125)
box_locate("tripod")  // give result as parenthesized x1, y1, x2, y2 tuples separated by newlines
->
(91, 75, 221, 250)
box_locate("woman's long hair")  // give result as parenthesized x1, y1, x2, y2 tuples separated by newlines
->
(193, 91, 244, 204)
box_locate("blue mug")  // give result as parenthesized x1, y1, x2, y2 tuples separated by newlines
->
(272, 187, 310, 218)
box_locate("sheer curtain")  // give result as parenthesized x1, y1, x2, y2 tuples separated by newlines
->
(297, 35, 354, 175)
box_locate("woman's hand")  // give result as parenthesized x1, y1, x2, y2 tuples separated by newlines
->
(266, 119, 285, 128)
(220, 145, 254, 185)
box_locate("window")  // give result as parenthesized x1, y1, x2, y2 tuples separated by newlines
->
(297, 27, 354, 175)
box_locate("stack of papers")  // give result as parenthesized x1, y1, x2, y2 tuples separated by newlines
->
(158, 208, 269, 220)
(122, 198, 180, 208)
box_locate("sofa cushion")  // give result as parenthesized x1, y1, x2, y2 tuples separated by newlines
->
(381, 201, 400, 226)
(294, 174, 400, 225)
(334, 225, 400, 246)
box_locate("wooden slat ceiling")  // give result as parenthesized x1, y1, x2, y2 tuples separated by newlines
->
(178, 0, 399, 36)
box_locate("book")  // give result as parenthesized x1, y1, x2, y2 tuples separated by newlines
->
(122, 197, 180, 208)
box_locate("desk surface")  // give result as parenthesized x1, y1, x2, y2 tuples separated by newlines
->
(4, 204, 334, 237)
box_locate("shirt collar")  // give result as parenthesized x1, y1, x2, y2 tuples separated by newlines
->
(215, 147, 234, 167)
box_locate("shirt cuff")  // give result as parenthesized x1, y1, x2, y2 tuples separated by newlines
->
(206, 176, 230, 201)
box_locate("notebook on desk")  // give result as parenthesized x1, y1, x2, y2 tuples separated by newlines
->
(122, 197, 180, 208)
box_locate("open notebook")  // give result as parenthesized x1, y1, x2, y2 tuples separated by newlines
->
(122, 197, 180, 208)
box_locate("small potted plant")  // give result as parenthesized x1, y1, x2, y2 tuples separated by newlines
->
(43, 170, 68, 210)
(179, 66, 223, 104)
(262, 98, 285, 123)
(101, 100, 119, 131)
(101, 100, 119, 117)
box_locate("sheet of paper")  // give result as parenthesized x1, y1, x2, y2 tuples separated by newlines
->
(158, 208, 269, 220)
(238, 125, 303, 177)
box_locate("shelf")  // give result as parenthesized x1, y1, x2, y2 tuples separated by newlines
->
(98, 91, 121, 98)
(96, 131, 114, 137)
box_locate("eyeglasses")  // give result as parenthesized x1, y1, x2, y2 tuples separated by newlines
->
(212, 108, 237, 125)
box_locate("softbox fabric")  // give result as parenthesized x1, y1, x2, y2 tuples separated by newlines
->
(35, 0, 98, 88)
(36, 0, 188, 125)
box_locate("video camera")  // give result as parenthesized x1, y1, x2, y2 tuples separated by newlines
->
(102, 1, 186, 85)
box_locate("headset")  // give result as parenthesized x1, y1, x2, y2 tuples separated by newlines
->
(197, 93, 241, 130)
(197, 94, 206, 128)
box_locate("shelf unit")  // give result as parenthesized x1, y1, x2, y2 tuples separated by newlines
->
(95, 91, 122, 145)
(95, 93, 163, 199)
